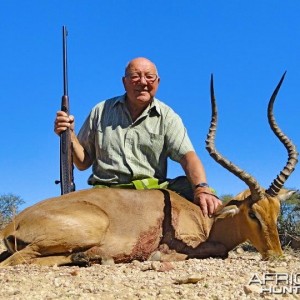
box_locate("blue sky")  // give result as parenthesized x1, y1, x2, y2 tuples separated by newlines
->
(1, 1, 299, 210)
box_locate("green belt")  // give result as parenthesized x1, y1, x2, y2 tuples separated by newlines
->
(93, 178, 169, 190)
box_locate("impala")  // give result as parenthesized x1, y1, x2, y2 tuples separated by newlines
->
(0, 73, 297, 266)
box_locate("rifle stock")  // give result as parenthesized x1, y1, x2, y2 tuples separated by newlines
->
(57, 26, 75, 195)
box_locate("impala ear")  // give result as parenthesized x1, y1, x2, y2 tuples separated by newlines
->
(214, 205, 240, 220)
(277, 189, 297, 202)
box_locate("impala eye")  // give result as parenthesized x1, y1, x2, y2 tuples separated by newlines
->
(248, 211, 257, 219)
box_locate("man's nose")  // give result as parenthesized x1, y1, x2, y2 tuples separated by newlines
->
(139, 75, 147, 84)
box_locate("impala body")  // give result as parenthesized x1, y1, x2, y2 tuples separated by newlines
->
(0, 187, 294, 267)
(0, 73, 297, 266)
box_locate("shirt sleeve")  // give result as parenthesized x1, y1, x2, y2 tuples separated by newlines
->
(164, 108, 195, 162)
(77, 109, 97, 161)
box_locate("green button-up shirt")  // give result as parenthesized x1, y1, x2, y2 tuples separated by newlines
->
(77, 94, 194, 185)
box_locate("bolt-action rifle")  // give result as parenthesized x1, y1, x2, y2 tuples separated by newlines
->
(56, 26, 75, 195)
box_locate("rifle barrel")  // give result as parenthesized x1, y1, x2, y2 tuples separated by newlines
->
(57, 25, 75, 195)
(62, 26, 68, 97)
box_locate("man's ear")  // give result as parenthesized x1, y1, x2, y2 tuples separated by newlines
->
(122, 76, 126, 88)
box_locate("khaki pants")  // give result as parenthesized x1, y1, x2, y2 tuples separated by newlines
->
(167, 176, 194, 202)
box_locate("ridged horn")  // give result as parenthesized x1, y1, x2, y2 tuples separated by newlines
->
(206, 74, 264, 203)
(265, 72, 298, 196)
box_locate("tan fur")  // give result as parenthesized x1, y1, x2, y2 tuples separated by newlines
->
(0, 187, 292, 266)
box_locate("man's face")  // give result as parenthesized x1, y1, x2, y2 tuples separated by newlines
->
(122, 58, 160, 106)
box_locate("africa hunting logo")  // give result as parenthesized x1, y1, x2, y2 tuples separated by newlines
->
(249, 273, 300, 294)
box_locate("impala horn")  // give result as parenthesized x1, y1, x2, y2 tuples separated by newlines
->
(206, 74, 264, 203)
(265, 72, 298, 196)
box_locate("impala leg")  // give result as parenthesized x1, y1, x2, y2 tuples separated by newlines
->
(71, 246, 114, 265)
(188, 241, 228, 259)
(0, 246, 74, 267)
(27, 254, 74, 266)
(0, 247, 40, 267)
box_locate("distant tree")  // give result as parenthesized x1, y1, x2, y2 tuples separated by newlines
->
(219, 194, 234, 203)
(277, 189, 300, 246)
(0, 193, 24, 228)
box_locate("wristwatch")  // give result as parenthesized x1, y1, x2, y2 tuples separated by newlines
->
(194, 182, 210, 189)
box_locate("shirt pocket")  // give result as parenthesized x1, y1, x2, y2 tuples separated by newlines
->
(138, 132, 165, 162)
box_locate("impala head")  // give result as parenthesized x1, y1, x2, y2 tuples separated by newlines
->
(207, 72, 298, 259)
(214, 188, 296, 259)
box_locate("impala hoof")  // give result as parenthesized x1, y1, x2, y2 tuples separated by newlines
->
(71, 252, 90, 266)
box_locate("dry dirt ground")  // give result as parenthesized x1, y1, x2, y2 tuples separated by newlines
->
(0, 245, 299, 300)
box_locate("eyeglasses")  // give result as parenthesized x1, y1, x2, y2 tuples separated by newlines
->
(126, 73, 158, 84)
